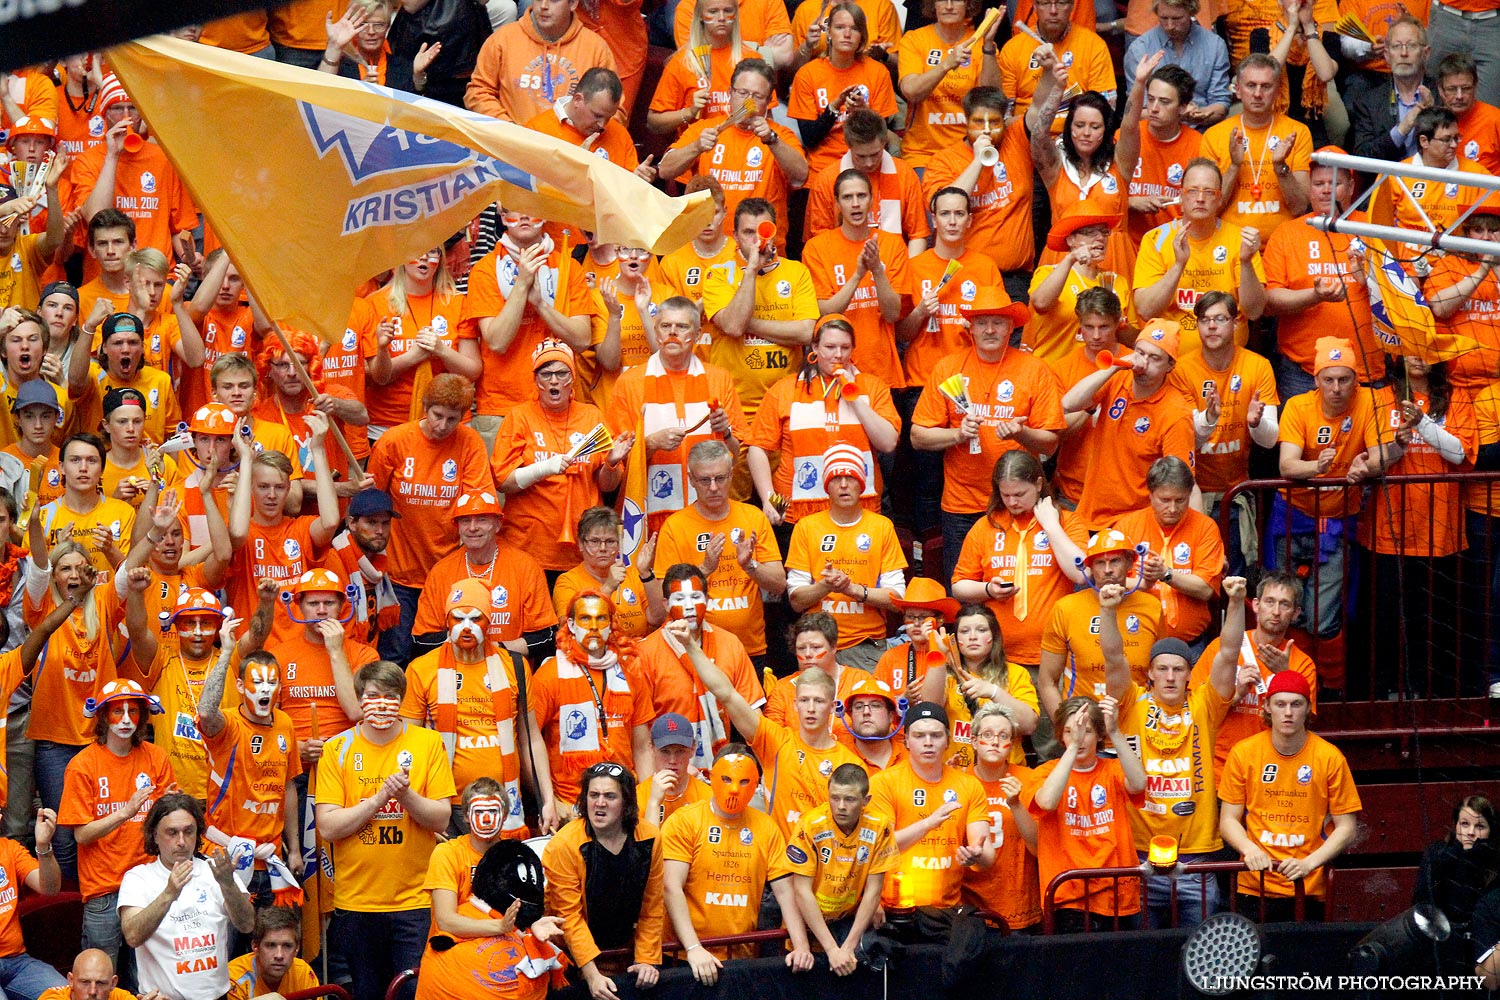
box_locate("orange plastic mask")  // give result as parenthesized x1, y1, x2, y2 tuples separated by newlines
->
(710, 752, 758, 815)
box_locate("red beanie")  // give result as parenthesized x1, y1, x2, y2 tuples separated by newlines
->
(1264, 670, 1311, 702)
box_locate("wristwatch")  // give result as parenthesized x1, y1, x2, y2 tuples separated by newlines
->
(764, 130, 780, 146)
(1162, 567, 1175, 584)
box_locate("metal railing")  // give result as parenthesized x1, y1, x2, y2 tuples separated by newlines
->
(1041, 860, 1309, 933)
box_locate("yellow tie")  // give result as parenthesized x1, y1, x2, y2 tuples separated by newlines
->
(1159, 527, 1180, 630)
(1012, 520, 1031, 622)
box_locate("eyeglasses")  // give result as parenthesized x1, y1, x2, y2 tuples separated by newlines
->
(974, 734, 1009, 747)
(1200, 313, 1234, 326)
(1429, 133, 1461, 145)
(690, 473, 730, 487)
(730, 87, 770, 103)
(1387, 41, 1423, 53)
(414, 249, 443, 261)
(580, 535, 619, 550)
(536, 368, 573, 383)
(1182, 186, 1219, 198)
(1035, 1, 1073, 8)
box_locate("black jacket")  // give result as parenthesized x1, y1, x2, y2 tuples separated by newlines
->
(1348, 77, 1436, 163)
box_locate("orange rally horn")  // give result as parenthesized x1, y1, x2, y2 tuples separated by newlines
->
(835, 368, 859, 399)
(757, 220, 777, 248)
(122, 125, 143, 153)
(1095, 350, 1136, 370)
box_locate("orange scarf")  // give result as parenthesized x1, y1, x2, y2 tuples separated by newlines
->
(785, 371, 879, 521)
(640, 354, 714, 521)
(433, 644, 526, 835)
(550, 630, 644, 783)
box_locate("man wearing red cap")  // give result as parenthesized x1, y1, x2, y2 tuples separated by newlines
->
(1062, 318, 1198, 530)
(62, 77, 199, 283)
(491, 339, 633, 574)
(1026, 202, 1133, 364)
(1275, 336, 1403, 649)
(1219, 668, 1361, 922)
(912, 285, 1065, 583)
(786, 445, 908, 671)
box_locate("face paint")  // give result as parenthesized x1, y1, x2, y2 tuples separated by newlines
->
(448, 607, 486, 649)
(667, 578, 708, 629)
(240, 661, 281, 721)
(709, 752, 758, 815)
(569, 595, 612, 655)
(108, 701, 141, 740)
(466, 795, 506, 838)
(360, 694, 402, 731)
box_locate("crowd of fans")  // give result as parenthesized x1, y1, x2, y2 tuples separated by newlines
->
(0, 0, 1492, 996)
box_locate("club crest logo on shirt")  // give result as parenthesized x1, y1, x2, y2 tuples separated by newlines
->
(140, 171, 157, 194)
(819, 759, 834, 777)
(1167, 162, 1185, 185)
(1101, 175, 1118, 194)
(856, 533, 872, 552)
(797, 460, 819, 491)
(730, 527, 744, 544)
(961, 280, 977, 300)
(943, 788, 958, 805)
(398, 750, 414, 770)
(993, 162, 1009, 183)
(1173, 542, 1191, 564)
(1446, 182, 1460, 198)
(996, 380, 1014, 402)
(857, 845, 869, 863)
(746, 146, 764, 168)
(777, 280, 792, 298)
(1213, 245, 1228, 264)
(136, 772, 152, 790)
(283, 538, 302, 561)
(787, 844, 808, 864)
(231, 326, 248, 348)
(490, 585, 508, 607)
(740, 827, 753, 846)
(1035, 531, 1050, 550)
(89, 115, 105, 137)
(1125, 614, 1140, 634)
(1229, 374, 1242, 393)
(342, 328, 359, 351)
(1133, 416, 1151, 434)
(1267, 135, 1280, 150)
(1341, 416, 1353, 433)
(1466, 140, 1481, 161)
(278, 734, 289, 753)
(620, 588, 637, 605)
(1297, 764, 1313, 785)
(442, 459, 458, 482)
(650, 469, 675, 499)
(1090, 783, 1106, 808)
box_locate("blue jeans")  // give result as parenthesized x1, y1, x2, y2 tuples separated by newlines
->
(1272, 353, 1315, 404)
(0, 953, 65, 1000)
(272, 44, 325, 70)
(1429, 2, 1500, 108)
(1463, 509, 1500, 685)
(330, 907, 430, 1000)
(33, 741, 83, 879)
(941, 510, 983, 591)
(1138, 850, 1221, 929)
(378, 583, 422, 666)
(81, 892, 133, 993)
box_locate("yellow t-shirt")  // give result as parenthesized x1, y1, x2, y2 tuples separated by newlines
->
(1117, 679, 1232, 854)
(1024, 265, 1135, 364)
(82, 362, 181, 446)
(1201, 113, 1314, 236)
(147, 646, 242, 801)
(1133, 220, 1266, 355)
(102, 451, 182, 509)
(0, 234, 46, 312)
(314, 722, 457, 911)
(227, 954, 319, 1000)
(785, 509, 908, 647)
(786, 801, 899, 920)
(654, 501, 782, 656)
(700, 257, 819, 421)
(39, 496, 136, 571)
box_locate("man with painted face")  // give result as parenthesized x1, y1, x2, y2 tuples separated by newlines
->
(636, 563, 766, 772)
(58, 680, 175, 991)
(530, 591, 654, 817)
(198, 593, 306, 919)
(424, 777, 516, 944)
(662, 744, 813, 985)
(403, 577, 558, 836)
(315, 661, 456, 1000)
(868, 702, 993, 918)
(414, 840, 569, 1000)
(1038, 529, 1163, 724)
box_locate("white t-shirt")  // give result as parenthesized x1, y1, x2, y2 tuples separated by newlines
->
(117, 858, 234, 1000)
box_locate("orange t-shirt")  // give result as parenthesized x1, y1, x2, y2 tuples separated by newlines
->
(1469, 385, 1500, 517)
(1026, 756, 1144, 915)
(1075, 370, 1198, 529)
(961, 765, 1041, 930)
(422, 835, 483, 916)
(654, 502, 782, 656)
(658, 238, 739, 308)
(1262, 213, 1383, 382)
(635, 625, 764, 769)
(801, 228, 912, 387)
(1219, 731, 1361, 899)
(785, 510, 908, 646)
(1127, 124, 1202, 246)
(490, 399, 614, 571)
(553, 564, 651, 638)
(791, 0, 902, 54)
(525, 106, 640, 172)
(904, 248, 1002, 388)
(751, 717, 863, 841)
(1112, 506, 1226, 643)
(200, 10, 272, 53)
(459, 244, 596, 416)
(764, 662, 863, 732)
(921, 123, 1035, 272)
(669, 118, 805, 250)
(529, 653, 654, 806)
(267, 0, 340, 48)
(651, 44, 739, 122)
(997, 27, 1116, 117)
(1277, 388, 1386, 517)
(361, 285, 467, 429)
(868, 761, 989, 909)
(1454, 100, 1500, 174)
(25, 584, 128, 746)
(411, 542, 557, 646)
(274, 631, 381, 745)
(1201, 114, 1314, 237)
(182, 302, 255, 418)
(61, 145, 198, 280)
(367, 422, 497, 586)
(912, 347, 1068, 514)
(897, 24, 993, 168)
(0, 838, 38, 957)
(229, 516, 326, 649)
(53, 84, 105, 161)
(1192, 634, 1319, 781)
(660, 800, 790, 959)
(1169, 347, 1281, 493)
(1040, 589, 1162, 698)
(58, 741, 176, 900)
(203, 707, 303, 847)
(1425, 253, 1500, 395)
(1373, 155, 1487, 238)
(804, 157, 931, 245)
(952, 507, 1089, 665)
(787, 57, 900, 176)
(1024, 265, 1134, 364)
(1040, 167, 1134, 279)
(673, 0, 791, 45)
(1359, 388, 1476, 557)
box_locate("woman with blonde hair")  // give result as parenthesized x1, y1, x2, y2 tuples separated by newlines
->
(789, 2, 900, 176)
(649, 0, 752, 134)
(918, 603, 1040, 767)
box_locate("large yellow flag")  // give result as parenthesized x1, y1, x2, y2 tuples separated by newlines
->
(105, 36, 714, 342)
(1361, 235, 1482, 362)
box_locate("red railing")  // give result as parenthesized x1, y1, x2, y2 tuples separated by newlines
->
(1041, 860, 1309, 933)
(1219, 471, 1500, 706)
(286, 989, 350, 1000)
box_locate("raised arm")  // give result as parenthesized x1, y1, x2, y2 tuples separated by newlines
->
(1208, 576, 1247, 702)
(673, 620, 760, 736)
(1096, 583, 1131, 702)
